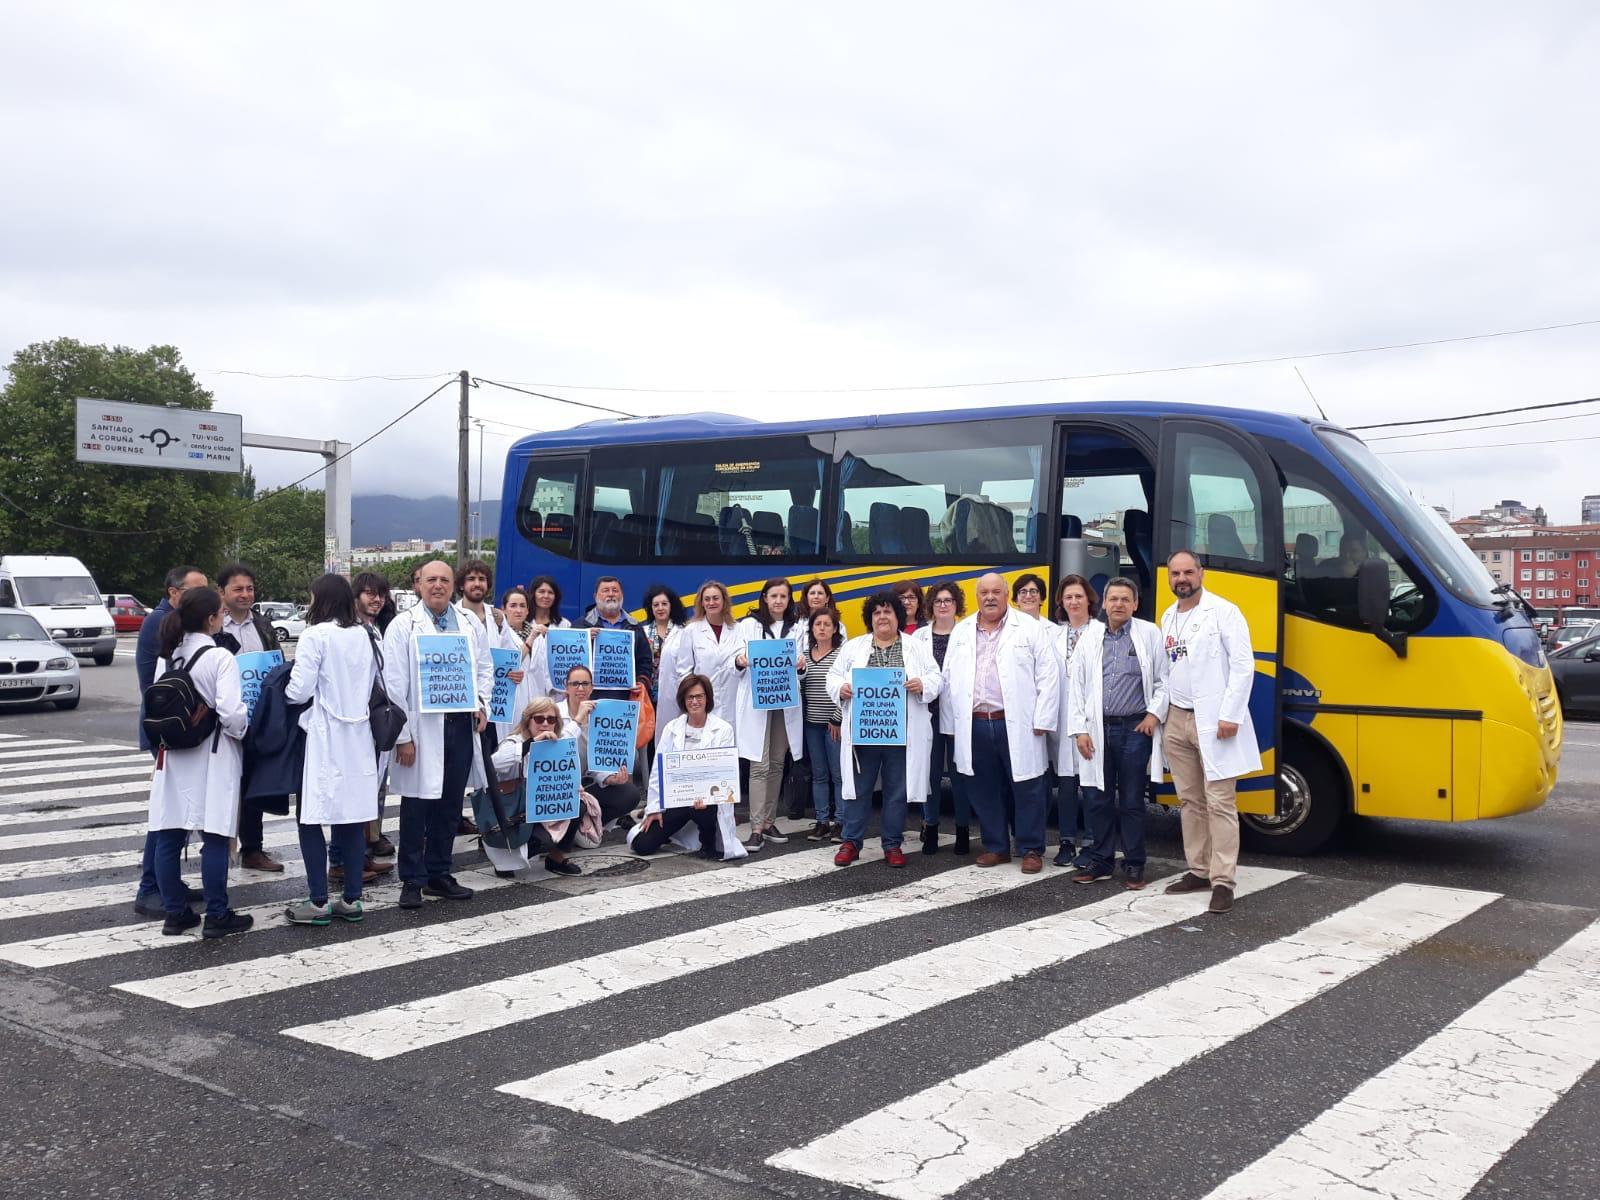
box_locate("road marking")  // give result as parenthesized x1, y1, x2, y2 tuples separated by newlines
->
(0, 862, 311, 922)
(497, 866, 1301, 1120)
(0, 800, 154, 828)
(114, 844, 876, 1009)
(0, 812, 296, 853)
(768, 883, 1499, 1200)
(0, 818, 317, 883)
(0, 764, 155, 790)
(0, 781, 152, 808)
(284, 859, 1047, 1058)
(0, 850, 506, 967)
(0, 742, 93, 759)
(1198, 916, 1600, 1200)
(0, 753, 150, 775)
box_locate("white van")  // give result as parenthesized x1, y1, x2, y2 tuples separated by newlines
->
(0, 555, 117, 665)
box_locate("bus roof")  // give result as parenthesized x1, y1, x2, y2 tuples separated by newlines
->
(511, 400, 1336, 453)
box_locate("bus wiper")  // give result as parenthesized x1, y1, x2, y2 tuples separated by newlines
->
(1491, 583, 1538, 624)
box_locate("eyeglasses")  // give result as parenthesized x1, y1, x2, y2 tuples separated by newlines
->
(933, 596, 956, 605)
(530, 715, 559, 726)
(1015, 586, 1042, 597)
(568, 680, 593, 688)
(684, 693, 707, 704)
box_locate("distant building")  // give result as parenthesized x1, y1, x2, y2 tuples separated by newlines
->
(1463, 532, 1598, 608)
(1583, 494, 1600, 524)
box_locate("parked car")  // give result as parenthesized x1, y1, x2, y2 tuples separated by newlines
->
(0, 555, 116, 665)
(1551, 635, 1600, 719)
(255, 601, 297, 621)
(272, 608, 308, 642)
(105, 595, 151, 633)
(0, 607, 82, 711)
(1549, 621, 1597, 654)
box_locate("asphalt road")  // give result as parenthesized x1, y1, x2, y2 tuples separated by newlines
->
(0, 674, 1594, 1200)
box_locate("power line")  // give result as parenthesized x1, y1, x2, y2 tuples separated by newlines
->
(1365, 407, 1600, 442)
(1377, 431, 1600, 457)
(487, 316, 1600, 395)
(471, 376, 639, 418)
(1350, 394, 1600, 432)
(262, 378, 456, 494)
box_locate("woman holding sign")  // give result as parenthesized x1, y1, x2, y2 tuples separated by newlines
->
(561, 665, 644, 829)
(632, 674, 744, 860)
(655, 580, 744, 737)
(283, 574, 381, 926)
(826, 591, 943, 869)
(912, 580, 970, 856)
(517, 575, 571, 700)
(734, 578, 806, 852)
(490, 697, 588, 876)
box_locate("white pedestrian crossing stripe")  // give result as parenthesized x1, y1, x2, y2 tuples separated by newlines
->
(0, 817, 315, 883)
(0, 741, 105, 759)
(0, 861, 312, 923)
(0, 799, 150, 829)
(282, 854, 1054, 1058)
(0, 781, 152, 808)
(0, 753, 151, 775)
(768, 883, 1497, 1199)
(496, 867, 1300, 1120)
(0, 812, 295, 853)
(0, 764, 155, 791)
(1199, 916, 1600, 1200)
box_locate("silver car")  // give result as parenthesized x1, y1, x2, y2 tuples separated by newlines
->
(0, 607, 82, 711)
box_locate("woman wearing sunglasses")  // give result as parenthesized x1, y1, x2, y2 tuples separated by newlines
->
(488, 696, 588, 876)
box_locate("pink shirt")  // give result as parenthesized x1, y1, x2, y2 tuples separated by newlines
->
(974, 620, 1005, 712)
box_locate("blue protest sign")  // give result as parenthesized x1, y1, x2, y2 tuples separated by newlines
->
(546, 629, 591, 691)
(588, 699, 638, 777)
(236, 650, 284, 722)
(489, 648, 520, 722)
(526, 736, 582, 821)
(851, 667, 906, 746)
(748, 638, 799, 711)
(592, 628, 636, 690)
(416, 633, 477, 713)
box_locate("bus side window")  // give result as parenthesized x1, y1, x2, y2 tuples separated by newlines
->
(517, 457, 584, 558)
(1167, 430, 1267, 566)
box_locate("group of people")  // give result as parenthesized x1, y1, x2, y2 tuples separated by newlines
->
(131, 547, 1261, 936)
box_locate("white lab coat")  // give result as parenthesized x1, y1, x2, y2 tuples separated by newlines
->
(634, 713, 748, 860)
(826, 634, 943, 803)
(382, 601, 493, 799)
(286, 622, 380, 825)
(942, 609, 1060, 782)
(1158, 589, 1262, 781)
(1065, 618, 1169, 790)
(733, 615, 807, 762)
(654, 619, 744, 739)
(1047, 621, 1095, 777)
(147, 633, 249, 837)
(517, 617, 573, 703)
(911, 624, 959, 736)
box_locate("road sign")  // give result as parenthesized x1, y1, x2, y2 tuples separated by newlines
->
(74, 398, 243, 474)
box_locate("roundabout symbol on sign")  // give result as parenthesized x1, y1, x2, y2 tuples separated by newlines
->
(141, 427, 180, 453)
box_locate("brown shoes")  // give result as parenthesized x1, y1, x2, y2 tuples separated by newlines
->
(1164, 872, 1210, 895)
(1208, 885, 1234, 914)
(1020, 852, 1043, 874)
(240, 850, 283, 873)
(974, 852, 1012, 868)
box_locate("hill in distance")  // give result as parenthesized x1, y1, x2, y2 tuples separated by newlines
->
(352, 494, 501, 546)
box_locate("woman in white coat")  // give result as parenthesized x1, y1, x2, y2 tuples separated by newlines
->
(733, 577, 806, 851)
(911, 580, 968, 855)
(283, 574, 381, 926)
(1048, 574, 1099, 867)
(1066, 577, 1168, 889)
(519, 575, 572, 701)
(630, 673, 747, 860)
(826, 592, 942, 868)
(147, 587, 252, 939)
(654, 580, 743, 737)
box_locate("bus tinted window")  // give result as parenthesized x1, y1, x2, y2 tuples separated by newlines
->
(515, 456, 583, 558)
(589, 437, 828, 562)
(836, 437, 1042, 558)
(1168, 429, 1267, 566)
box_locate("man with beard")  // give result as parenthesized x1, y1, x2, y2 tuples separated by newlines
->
(581, 576, 654, 703)
(1158, 550, 1261, 915)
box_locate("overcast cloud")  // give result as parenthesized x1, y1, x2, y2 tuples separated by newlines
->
(2, 1, 1597, 521)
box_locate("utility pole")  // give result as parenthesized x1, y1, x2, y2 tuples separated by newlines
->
(473, 417, 486, 555)
(457, 369, 470, 565)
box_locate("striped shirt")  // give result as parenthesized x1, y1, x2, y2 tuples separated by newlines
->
(802, 645, 841, 724)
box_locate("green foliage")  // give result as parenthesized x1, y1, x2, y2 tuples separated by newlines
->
(0, 338, 239, 599)
(237, 485, 326, 603)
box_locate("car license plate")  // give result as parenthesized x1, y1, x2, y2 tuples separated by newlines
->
(0, 677, 38, 689)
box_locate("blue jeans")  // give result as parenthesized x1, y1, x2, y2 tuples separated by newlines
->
(966, 717, 1048, 855)
(923, 731, 970, 830)
(398, 712, 474, 886)
(299, 821, 369, 904)
(329, 771, 386, 869)
(137, 828, 180, 901)
(1056, 774, 1086, 849)
(1082, 715, 1155, 874)
(845, 745, 908, 850)
(803, 721, 843, 823)
(154, 828, 229, 919)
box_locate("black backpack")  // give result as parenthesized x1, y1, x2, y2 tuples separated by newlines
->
(141, 644, 222, 752)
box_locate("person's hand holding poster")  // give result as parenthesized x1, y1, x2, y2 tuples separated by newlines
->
(850, 667, 906, 746)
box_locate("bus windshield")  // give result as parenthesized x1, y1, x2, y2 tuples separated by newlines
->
(1319, 430, 1500, 608)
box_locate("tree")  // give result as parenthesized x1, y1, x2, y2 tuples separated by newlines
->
(0, 339, 239, 600)
(236, 485, 326, 602)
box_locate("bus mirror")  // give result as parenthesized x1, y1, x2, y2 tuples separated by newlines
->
(1357, 559, 1407, 658)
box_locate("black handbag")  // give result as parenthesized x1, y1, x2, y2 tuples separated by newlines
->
(365, 626, 408, 752)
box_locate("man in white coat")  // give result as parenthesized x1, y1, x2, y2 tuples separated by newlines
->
(942, 573, 1060, 873)
(1067, 577, 1168, 889)
(1158, 550, 1262, 914)
(384, 558, 494, 909)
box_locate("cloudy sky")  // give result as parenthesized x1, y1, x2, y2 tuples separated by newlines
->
(3, 2, 1597, 519)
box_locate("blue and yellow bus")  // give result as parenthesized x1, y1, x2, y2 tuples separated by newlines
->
(494, 401, 1561, 853)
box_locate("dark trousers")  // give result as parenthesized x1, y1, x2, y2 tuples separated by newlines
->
(845, 746, 908, 850)
(398, 713, 475, 886)
(299, 821, 369, 905)
(237, 795, 285, 854)
(589, 778, 641, 825)
(1082, 715, 1155, 874)
(632, 806, 720, 855)
(1056, 774, 1086, 848)
(924, 730, 970, 831)
(154, 828, 228, 919)
(966, 717, 1048, 855)
(804, 721, 844, 823)
(137, 829, 178, 900)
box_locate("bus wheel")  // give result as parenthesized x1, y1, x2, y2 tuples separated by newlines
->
(1241, 733, 1345, 856)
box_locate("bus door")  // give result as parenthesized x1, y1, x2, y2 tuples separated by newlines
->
(1053, 422, 1160, 620)
(1154, 419, 1285, 816)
